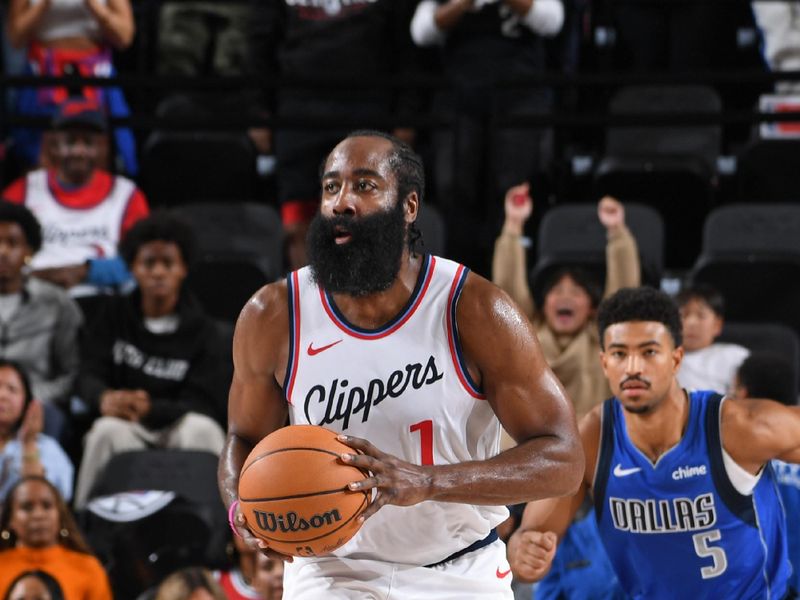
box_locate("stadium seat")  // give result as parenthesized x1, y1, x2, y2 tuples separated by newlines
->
(689, 204, 800, 336)
(594, 85, 722, 267)
(81, 450, 228, 600)
(186, 256, 270, 323)
(717, 321, 800, 397)
(737, 139, 800, 203)
(141, 95, 256, 206)
(530, 202, 664, 305)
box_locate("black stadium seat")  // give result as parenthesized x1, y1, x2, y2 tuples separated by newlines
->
(689, 204, 800, 336)
(530, 202, 664, 305)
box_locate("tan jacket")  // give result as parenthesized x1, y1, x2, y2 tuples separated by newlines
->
(492, 226, 641, 421)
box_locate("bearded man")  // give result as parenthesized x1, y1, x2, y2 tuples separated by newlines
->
(217, 130, 584, 599)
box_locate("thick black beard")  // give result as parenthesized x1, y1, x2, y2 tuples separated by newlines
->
(307, 200, 407, 297)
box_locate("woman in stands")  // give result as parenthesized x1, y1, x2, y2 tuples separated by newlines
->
(0, 476, 112, 599)
(6, 0, 138, 174)
(0, 360, 74, 502)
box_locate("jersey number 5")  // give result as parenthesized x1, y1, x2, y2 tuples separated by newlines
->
(410, 420, 434, 466)
(692, 529, 728, 579)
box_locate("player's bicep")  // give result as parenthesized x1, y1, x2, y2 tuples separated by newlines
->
(459, 278, 575, 443)
(727, 400, 800, 468)
(227, 286, 289, 445)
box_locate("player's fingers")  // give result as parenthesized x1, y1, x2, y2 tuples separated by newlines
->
(347, 475, 379, 492)
(337, 434, 382, 457)
(255, 538, 294, 563)
(357, 491, 384, 522)
(340, 452, 381, 472)
(540, 531, 557, 551)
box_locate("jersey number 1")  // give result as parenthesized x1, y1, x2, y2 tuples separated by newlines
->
(410, 420, 434, 465)
(692, 529, 728, 579)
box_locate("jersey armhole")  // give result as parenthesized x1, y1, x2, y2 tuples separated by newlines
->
(705, 394, 758, 527)
(446, 265, 485, 399)
(592, 399, 615, 522)
(283, 271, 301, 405)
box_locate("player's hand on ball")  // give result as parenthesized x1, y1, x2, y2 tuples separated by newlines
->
(338, 434, 432, 522)
(233, 504, 294, 563)
(508, 529, 557, 582)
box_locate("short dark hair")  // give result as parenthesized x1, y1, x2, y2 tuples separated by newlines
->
(119, 211, 197, 267)
(0, 201, 42, 252)
(737, 353, 796, 406)
(324, 130, 426, 254)
(539, 266, 603, 309)
(676, 283, 725, 318)
(597, 287, 683, 349)
(4, 570, 65, 600)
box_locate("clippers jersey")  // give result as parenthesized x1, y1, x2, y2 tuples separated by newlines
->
(594, 391, 792, 599)
(21, 169, 136, 270)
(284, 255, 508, 566)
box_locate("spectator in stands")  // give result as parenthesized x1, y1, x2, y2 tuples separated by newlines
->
(5, 0, 138, 175)
(0, 359, 73, 502)
(492, 184, 640, 420)
(73, 212, 226, 508)
(0, 202, 83, 441)
(676, 283, 749, 394)
(730, 353, 800, 592)
(410, 0, 563, 273)
(214, 535, 263, 600)
(0, 475, 112, 599)
(2, 100, 149, 294)
(155, 567, 227, 600)
(3, 570, 66, 600)
(248, 0, 419, 270)
(752, 2, 800, 93)
(251, 555, 283, 600)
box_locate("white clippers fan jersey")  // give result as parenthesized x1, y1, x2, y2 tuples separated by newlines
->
(22, 169, 135, 269)
(284, 255, 508, 566)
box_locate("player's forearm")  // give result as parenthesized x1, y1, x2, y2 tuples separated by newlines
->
(427, 434, 584, 505)
(218, 433, 255, 508)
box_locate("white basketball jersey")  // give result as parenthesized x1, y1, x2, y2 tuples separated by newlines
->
(23, 170, 135, 269)
(285, 255, 508, 566)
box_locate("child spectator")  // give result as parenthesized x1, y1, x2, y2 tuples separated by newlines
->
(676, 283, 749, 394)
(73, 212, 226, 508)
(492, 183, 641, 420)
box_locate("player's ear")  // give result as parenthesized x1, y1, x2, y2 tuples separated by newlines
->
(671, 345, 684, 373)
(403, 191, 419, 225)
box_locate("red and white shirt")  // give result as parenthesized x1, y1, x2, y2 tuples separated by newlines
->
(2, 168, 149, 269)
(284, 255, 508, 566)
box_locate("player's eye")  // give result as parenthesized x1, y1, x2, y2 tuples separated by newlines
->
(323, 182, 339, 193)
(356, 180, 374, 191)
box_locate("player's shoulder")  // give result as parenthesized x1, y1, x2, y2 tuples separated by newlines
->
(236, 277, 290, 332)
(580, 404, 604, 485)
(458, 267, 523, 321)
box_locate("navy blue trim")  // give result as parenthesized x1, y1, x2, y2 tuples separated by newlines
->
(593, 399, 616, 523)
(323, 254, 431, 335)
(450, 266, 484, 395)
(423, 529, 498, 568)
(704, 393, 758, 527)
(282, 272, 296, 402)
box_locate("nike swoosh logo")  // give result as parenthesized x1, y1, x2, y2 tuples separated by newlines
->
(613, 463, 642, 477)
(496, 567, 512, 579)
(307, 340, 343, 356)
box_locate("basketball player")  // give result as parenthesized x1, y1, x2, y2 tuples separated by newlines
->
(217, 130, 584, 599)
(508, 287, 800, 599)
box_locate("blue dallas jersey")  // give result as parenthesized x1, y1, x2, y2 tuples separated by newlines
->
(594, 391, 792, 599)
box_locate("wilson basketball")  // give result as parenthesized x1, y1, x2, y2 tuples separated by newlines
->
(238, 425, 371, 557)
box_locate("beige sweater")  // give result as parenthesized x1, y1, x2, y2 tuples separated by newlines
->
(492, 226, 641, 420)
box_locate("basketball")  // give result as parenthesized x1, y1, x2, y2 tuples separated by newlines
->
(238, 425, 371, 557)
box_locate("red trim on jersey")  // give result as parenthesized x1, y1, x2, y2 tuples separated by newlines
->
(46, 169, 114, 209)
(1, 177, 26, 204)
(446, 265, 486, 400)
(318, 256, 436, 340)
(120, 188, 150, 237)
(285, 271, 302, 404)
(282, 199, 318, 226)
